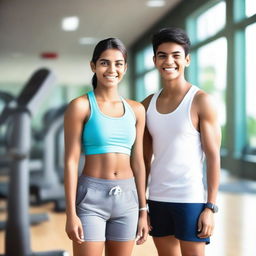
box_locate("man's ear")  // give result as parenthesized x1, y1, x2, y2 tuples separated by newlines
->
(90, 62, 96, 72)
(185, 54, 191, 67)
(153, 55, 156, 66)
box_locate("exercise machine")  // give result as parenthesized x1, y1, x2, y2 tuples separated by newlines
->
(30, 105, 67, 212)
(0, 68, 67, 256)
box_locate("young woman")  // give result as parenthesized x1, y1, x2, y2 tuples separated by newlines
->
(64, 38, 148, 256)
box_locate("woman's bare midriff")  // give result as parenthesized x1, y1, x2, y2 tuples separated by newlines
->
(81, 153, 134, 180)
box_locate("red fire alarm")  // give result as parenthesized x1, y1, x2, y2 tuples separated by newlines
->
(40, 52, 58, 59)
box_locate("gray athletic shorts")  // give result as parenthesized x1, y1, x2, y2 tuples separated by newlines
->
(76, 175, 139, 241)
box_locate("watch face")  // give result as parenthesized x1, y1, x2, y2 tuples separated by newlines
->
(206, 203, 218, 213)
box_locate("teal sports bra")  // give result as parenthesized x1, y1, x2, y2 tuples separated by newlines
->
(82, 91, 136, 155)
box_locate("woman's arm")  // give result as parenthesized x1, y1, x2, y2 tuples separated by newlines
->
(64, 96, 89, 244)
(129, 100, 148, 245)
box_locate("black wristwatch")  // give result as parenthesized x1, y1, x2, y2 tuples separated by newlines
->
(205, 202, 218, 213)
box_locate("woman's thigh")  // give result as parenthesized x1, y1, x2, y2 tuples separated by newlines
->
(105, 240, 135, 256)
(73, 241, 104, 256)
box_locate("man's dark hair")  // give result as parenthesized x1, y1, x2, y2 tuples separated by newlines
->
(152, 27, 191, 56)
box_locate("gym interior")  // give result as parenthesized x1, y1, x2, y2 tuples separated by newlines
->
(0, 0, 256, 255)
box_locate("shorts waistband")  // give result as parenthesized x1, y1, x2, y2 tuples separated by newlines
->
(78, 175, 136, 191)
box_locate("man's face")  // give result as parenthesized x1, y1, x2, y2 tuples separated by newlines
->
(153, 42, 190, 81)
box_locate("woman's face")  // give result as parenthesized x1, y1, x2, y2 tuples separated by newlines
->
(91, 49, 127, 88)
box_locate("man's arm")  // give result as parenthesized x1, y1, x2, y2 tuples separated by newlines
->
(141, 95, 154, 187)
(196, 92, 221, 238)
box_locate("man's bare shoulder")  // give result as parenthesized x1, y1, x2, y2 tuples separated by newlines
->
(141, 94, 154, 110)
(194, 89, 218, 117)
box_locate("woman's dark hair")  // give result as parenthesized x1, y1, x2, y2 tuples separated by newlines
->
(91, 38, 127, 89)
(152, 27, 191, 56)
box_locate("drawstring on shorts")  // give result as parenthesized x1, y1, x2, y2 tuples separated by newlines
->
(109, 185, 122, 196)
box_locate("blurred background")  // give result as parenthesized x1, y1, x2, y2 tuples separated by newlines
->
(0, 0, 255, 255)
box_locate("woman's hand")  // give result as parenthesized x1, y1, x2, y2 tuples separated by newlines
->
(65, 215, 84, 244)
(136, 212, 149, 245)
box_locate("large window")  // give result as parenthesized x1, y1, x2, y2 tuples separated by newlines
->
(197, 38, 227, 144)
(245, 23, 256, 147)
(134, 45, 160, 101)
(197, 1, 226, 42)
(188, 0, 256, 155)
(246, 0, 256, 17)
(187, 0, 227, 147)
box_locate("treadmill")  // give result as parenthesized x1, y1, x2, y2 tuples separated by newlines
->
(0, 68, 68, 256)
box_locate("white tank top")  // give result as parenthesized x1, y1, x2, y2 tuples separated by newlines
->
(147, 85, 206, 203)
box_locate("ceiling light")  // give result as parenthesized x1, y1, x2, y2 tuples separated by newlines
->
(62, 16, 79, 31)
(79, 37, 99, 45)
(146, 0, 165, 7)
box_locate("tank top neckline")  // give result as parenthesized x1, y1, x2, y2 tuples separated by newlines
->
(90, 91, 126, 120)
(154, 85, 196, 116)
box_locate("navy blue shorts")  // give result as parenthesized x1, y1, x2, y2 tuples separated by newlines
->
(148, 200, 210, 244)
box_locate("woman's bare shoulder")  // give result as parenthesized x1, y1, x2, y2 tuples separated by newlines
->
(65, 94, 90, 120)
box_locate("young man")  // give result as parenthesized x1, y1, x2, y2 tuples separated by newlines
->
(142, 27, 221, 256)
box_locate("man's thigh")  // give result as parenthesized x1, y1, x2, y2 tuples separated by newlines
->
(180, 240, 205, 256)
(152, 236, 205, 256)
(153, 235, 181, 256)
